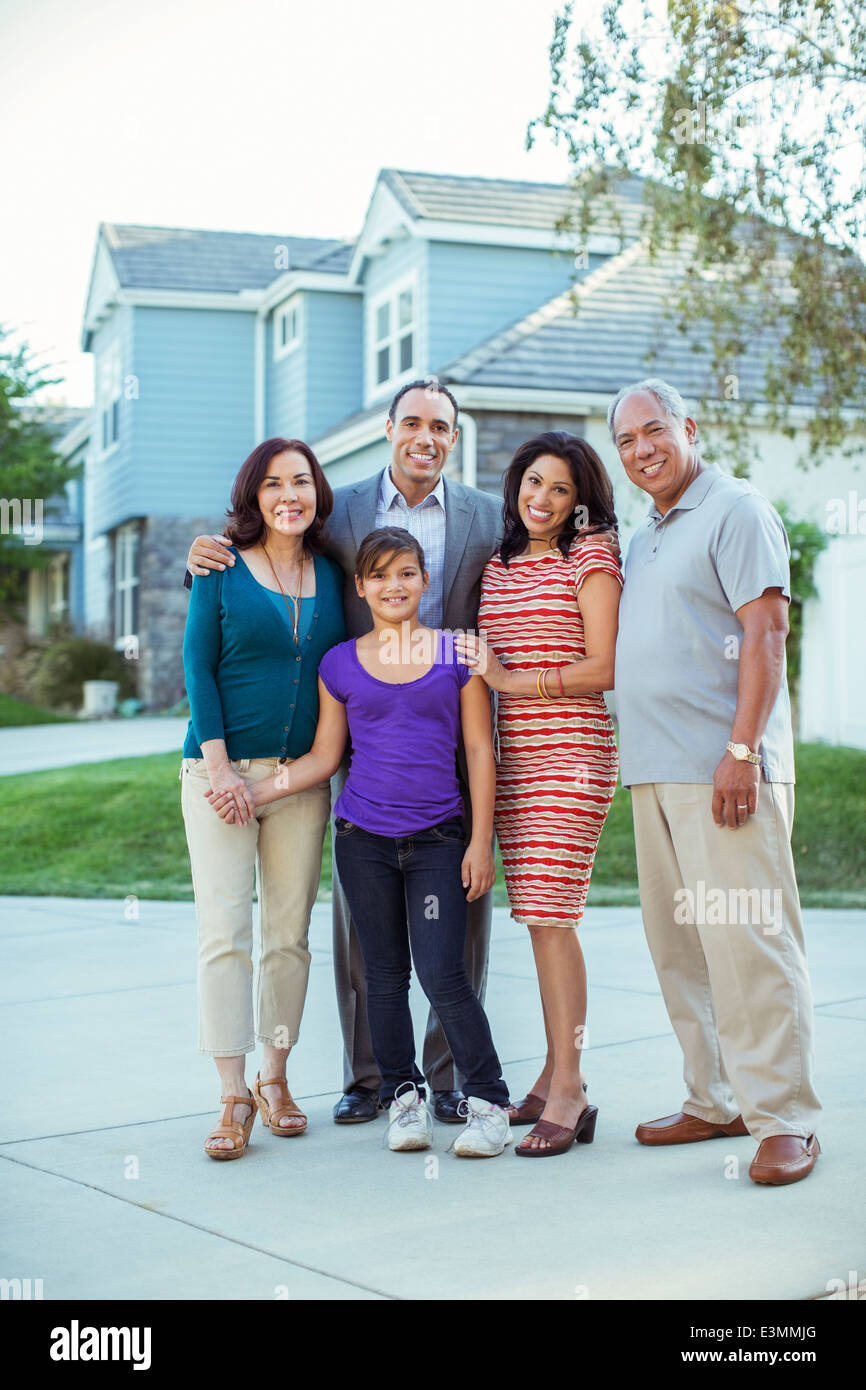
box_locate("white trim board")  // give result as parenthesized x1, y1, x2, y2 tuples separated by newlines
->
(260, 269, 360, 310)
(116, 288, 262, 312)
(412, 220, 624, 255)
(313, 411, 386, 464)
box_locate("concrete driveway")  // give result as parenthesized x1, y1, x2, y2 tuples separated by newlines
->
(1, 898, 862, 1301)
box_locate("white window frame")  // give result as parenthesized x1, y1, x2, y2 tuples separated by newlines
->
(114, 521, 140, 648)
(274, 295, 303, 360)
(367, 271, 418, 401)
(97, 341, 122, 457)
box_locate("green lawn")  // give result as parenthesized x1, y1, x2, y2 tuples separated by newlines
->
(1, 743, 863, 906)
(0, 692, 69, 726)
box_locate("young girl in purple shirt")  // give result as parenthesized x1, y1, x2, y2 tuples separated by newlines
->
(207, 526, 511, 1157)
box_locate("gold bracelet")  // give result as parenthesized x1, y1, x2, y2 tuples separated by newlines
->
(536, 669, 548, 700)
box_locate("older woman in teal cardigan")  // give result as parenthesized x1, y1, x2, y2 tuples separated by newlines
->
(180, 437, 345, 1160)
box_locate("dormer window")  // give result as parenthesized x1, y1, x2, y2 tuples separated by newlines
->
(274, 296, 303, 359)
(369, 275, 417, 395)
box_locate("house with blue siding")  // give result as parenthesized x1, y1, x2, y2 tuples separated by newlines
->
(46, 168, 864, 746)
(16, 406, 88, 641)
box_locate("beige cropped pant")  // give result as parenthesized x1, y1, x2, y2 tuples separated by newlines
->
(179, 756, 331, 1056)
(631, 781, 821, 1142)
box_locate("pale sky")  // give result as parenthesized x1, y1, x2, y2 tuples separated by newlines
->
(0, 0, 575, 406)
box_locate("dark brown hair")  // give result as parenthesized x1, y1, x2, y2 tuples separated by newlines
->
(354, 526, 427, 582)
(224, 438, 333, 552)
(500, 431, 618, 566)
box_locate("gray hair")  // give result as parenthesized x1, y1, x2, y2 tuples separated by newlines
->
(606, 377, 692, 441)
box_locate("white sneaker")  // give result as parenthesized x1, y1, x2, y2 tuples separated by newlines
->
(385, 1083, 433, 1152)
(452, 1096, 513, 1158)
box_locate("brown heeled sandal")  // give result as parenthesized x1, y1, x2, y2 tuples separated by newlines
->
(515, 1104, 598, 1157)
(506, 1092, 547, 1125)
(204, 1090, 256, 1161)
(507, 1082, 587, 1126)
(253, 1073, 307, 1136)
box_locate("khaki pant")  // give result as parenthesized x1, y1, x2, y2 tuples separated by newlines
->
(180, 756, 330, 1056)
(631, 782, 821, 1141)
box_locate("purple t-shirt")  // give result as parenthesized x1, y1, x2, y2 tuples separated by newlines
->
(319, 629, 472, 836)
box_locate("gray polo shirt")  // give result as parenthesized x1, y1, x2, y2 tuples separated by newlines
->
(615, 464, 795, 786)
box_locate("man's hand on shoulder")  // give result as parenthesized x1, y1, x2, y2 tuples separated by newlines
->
(187, 534, 235, 577)
(575, 525, 621, 563)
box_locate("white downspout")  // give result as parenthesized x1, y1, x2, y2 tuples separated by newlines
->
(459, 409, 477, 488)
(254, 307, 266, 441)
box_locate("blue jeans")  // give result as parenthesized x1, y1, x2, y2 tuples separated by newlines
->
(334, 815, 508, 1109)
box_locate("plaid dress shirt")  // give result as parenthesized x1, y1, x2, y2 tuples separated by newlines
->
(375, 467, 447, 628)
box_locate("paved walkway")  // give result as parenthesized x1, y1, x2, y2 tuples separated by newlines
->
(0, 717, 189, 775)
(1, 897, 862, 1300)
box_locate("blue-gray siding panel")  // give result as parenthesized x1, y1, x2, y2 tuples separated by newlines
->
(304, 292, 363, 441)
(126, 307, 257, 524)
(267, 310, 306, 440)
(426, 242, 592, 372)
(85, 306, 135, 540)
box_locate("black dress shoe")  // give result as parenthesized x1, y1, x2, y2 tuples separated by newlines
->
(433, 1090, 465, 1124)
(333, 1087, 381, 1124)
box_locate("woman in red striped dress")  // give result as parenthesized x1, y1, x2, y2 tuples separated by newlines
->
(456, 432, 622, 1157)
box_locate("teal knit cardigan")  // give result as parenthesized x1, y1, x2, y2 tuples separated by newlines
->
(182, 547, 346, 760)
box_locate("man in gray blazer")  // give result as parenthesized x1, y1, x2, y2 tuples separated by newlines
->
(324, 380, 502, 1122)
(183, 379, 502, 1123)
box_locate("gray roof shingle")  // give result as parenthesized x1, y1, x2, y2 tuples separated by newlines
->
(381, 168, 645, 239)
(102, 224, 352, 292)
(99, 171, 645, 296)
(440, 241, 829, 408)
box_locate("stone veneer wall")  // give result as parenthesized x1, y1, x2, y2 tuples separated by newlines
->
(473, 411, 586, 499)
(137, 515, 226, 711)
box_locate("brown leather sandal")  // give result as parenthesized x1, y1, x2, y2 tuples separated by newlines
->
(515, 1105, 598, 1157)
(253, 1073, 307, 1137)
(204, 1091, 256, 1161)
(507, 1083, 588, 1126)
(506, 1092, 547, 1125)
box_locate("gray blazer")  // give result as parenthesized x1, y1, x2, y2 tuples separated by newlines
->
(324, 470, 504, 638)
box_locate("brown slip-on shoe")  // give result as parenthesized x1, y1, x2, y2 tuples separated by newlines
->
(635, 1110, 749, 1146)
(749, 1134, 820, 1186)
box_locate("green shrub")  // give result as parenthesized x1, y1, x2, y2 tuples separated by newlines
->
(31, 637, 136, 710)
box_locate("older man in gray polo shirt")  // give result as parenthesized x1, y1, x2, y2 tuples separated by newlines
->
(611, 378, 821, 1187)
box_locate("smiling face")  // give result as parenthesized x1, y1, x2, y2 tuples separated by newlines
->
(517, 453, 579, 548)
(385, 388, 458, 495)
(611, 389, 700, 514)
(355, 547, 428, 625)
(256, 449, 318, 540)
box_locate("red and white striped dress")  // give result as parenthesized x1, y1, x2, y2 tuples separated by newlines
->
(478, 543, 623, 929)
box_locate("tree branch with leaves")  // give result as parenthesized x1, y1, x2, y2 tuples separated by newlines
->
(529, 0, 866, 472)
(0, 326, 79, 613)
